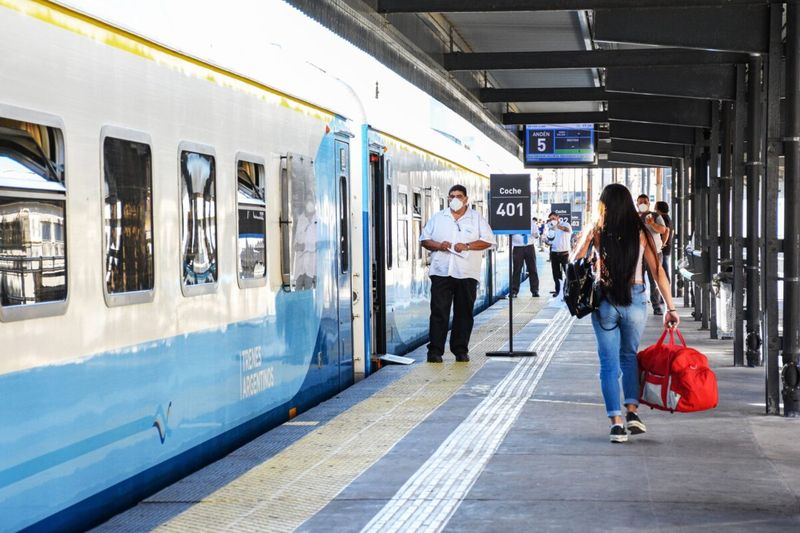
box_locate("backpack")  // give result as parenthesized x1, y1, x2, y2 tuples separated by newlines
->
(638, 328, 718, 413)
(563, 243, 599, 319)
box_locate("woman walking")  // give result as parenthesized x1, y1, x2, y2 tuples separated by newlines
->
(573, 184, 680, 443)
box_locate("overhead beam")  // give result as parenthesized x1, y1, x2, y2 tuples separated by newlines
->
(503, 111, 608, 125)
(595, 6, 769, 53)
(444, 49, 747, 71)
(378, 1, 768, 13)
(607, 152, 675, 167)
(606, 64, 737, 101)
(480, 87, 653, 103)
(609, 121, 696, 145)
(608, 98, 711, 128)
(610, 139, 686, 158)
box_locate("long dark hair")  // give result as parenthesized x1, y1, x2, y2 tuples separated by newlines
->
(597, 184, 655, 306)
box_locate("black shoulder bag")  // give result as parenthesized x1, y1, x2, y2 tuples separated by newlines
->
(563, 241, 601, 319)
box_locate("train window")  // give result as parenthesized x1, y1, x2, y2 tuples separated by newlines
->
(179, 146, 217, 295)
(386, 184, 393, 270)
(412, 219, 422, 260)
(236, 157, 266, 288)
(102, 131, 155, 306)
(399, 192, 408, 215)
(339, 175, 349, 274)
(280, 153, 316, 291)
(399, 220, 409, 262)
(413, 192, 422, 217)
(0, 114, 67, 321)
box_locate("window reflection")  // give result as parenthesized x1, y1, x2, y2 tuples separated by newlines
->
(180, 151, 217, 286)
(237, 160, 266, 281)
(103, 137, 154, 294)
(0, 199, 67, 306)
(0, 117, 66, 310)
(288, 155, 316, 290)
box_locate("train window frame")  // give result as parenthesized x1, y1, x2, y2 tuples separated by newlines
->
(397, 185, 409, 264)
(234, 152, 267, 289)
(0, 104, 68, 322)
(177, 141, 218, 297)
(99, 126, 155, 307)
(279, 152, 317, 292)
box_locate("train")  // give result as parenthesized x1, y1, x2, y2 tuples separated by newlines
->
(0, 1, 524, 530)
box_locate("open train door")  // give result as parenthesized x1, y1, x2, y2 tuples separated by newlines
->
(368, 148, 388, 365)
(335, 138, 354, 389)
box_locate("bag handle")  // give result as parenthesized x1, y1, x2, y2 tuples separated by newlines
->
(657, 327, 687, 348)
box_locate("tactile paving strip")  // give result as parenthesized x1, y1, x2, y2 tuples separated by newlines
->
(149, 296, 549, 533)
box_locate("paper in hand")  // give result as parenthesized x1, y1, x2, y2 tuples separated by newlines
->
(448, 245, 468, 258)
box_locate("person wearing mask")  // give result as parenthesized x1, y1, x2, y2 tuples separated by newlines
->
(420, 185, 496, 363)
(547, 212, 572, 296)
(636, 194, 669, 315)
(655, 201, 673, 279)
(510, 215, 540, 298)
(572, 184, 680, 443)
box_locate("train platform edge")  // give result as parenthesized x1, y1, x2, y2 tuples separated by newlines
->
(93, 296, 800, 532)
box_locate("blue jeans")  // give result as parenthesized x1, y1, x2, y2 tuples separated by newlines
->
(591, 284, 648, 417)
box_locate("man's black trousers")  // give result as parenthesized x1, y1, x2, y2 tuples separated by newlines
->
(550, 251, 569, 294)
(511, 245, 538, 295)
(427, 275, 478, 357)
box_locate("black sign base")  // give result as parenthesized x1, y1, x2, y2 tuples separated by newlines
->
(486, 350, 537, 358)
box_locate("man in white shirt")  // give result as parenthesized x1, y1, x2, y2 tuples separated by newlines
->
(547, 211, 572, 296)
(510, 216, 539, 298)
(420, 184, 495, 363)
(637, 194, 669, 315)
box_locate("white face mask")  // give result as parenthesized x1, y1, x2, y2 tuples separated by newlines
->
(449, 197, 464, 212)
(638, 203, 649, 213)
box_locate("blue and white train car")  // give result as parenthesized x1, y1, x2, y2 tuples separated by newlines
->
(0, 0, 523, 530)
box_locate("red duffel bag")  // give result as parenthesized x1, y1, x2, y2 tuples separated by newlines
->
(638, 328, 718, 413)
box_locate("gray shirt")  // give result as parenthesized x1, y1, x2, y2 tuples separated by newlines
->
(643, 212, 665, 251)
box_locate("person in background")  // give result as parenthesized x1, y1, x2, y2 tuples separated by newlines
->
(510, 215, 540, 298)
(547, 211, 572, 296)
(636, 194, 669, 315)
(573, 184, 680, 443)
(655, 201, 672, 280)
(420, 185, 496, 363)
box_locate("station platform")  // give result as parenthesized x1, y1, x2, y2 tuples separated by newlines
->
(94, 284, 800, 532)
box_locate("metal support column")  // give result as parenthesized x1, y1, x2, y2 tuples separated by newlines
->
(672, 161, 681, 297)
(763, 4, 782, 412)
(708, 103, 721, 339)
(680, 156, 691, 308)
(733, 65, 747, 367)
(695, 134, 709, 329)
(745, 56, 764, 367)
(720, 103, 733, 263)
(782, 0, 800, 417)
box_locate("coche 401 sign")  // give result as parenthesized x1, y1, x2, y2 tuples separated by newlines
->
(495, 201, 523, 217)
(489, 174, 532, 234)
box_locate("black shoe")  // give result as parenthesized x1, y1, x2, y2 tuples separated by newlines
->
(626, 412, 647, 435)
(550, 291, 558, 296)
(653, 308, 663, 316)
(427, 354, 443, 363)
(510, 292, 518, 298)
(454, 354, 470, 362)
(610, 424, 628, 443)
(532, 291, 540, 297)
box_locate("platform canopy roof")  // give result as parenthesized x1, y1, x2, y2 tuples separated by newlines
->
(375, 0, 773, 166)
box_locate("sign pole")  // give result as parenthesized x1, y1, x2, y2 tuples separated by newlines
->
(508, 235, 514, 353)
(486, 174, 536, 358)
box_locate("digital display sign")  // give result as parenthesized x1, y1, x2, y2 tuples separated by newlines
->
(524, 123, 595, 166)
